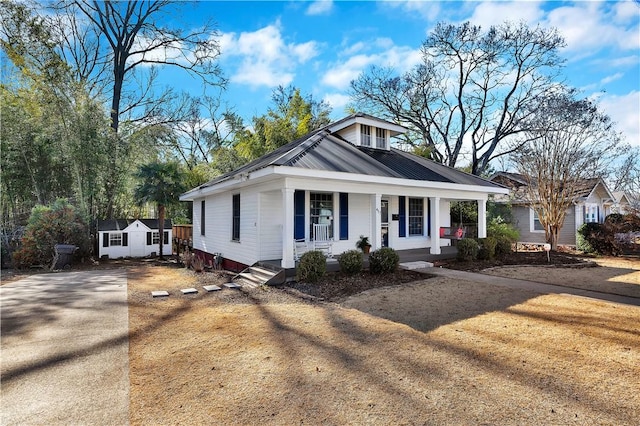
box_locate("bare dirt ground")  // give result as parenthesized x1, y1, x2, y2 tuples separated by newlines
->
(127, 257, 640, 425)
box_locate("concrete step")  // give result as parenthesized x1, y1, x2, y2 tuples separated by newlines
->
(237, 272, 265, 286)
(248, 266, 277, 281)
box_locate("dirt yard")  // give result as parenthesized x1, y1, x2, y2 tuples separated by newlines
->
(127, 257, 640, 425)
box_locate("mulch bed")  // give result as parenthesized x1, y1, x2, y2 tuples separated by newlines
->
(287, 269, 427, 300)
(440, 251, 593, 272)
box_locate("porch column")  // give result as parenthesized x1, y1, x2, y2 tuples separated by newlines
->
(281, 188, 295, 268)
(430, 197, 441, 255)
(478, 198, 487, 238)
(371, 193, 382, 249)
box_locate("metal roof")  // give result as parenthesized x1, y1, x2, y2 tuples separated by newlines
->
(185, 115, 506, 196)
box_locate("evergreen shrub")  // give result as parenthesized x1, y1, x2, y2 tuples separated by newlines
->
(296, 250, 326, 283)
(338, 249, 363, 275)
(368, 247, 399, 274)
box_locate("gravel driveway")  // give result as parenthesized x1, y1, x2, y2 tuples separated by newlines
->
(1, 270, 129, 425)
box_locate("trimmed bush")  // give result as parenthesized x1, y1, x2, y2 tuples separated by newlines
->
(338, 249, 363, 275)
(368, 247, 399, 274)
(604, 213, 624, 225)
(477, 237, 497, 260)
(296, 250, 326, 283)
(494, 237, 513, 257)
(456, 238, 479, 261)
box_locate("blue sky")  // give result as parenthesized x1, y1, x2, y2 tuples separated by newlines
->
(167, 1, 639, 146)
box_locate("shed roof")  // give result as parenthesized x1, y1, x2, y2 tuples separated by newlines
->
(96, 219, 172, 232)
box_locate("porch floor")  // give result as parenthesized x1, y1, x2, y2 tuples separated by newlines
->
(261, 246, 457, 279)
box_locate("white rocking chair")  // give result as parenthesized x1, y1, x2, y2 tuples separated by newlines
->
(312, 223, 333, 258)
(294, 239, 309, 261)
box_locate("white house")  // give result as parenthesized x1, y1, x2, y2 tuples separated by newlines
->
(97, 219, 172, 258)
(490, 172, 630, 246)
(180, 113, 509, 270)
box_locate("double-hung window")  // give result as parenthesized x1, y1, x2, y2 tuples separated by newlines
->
(408, 198, 424, 236)
(532, 208, 544, 232)
(375, 127, 386, 149)
(110, 233, 123, 246)
(361, 125, 372, 147)
(232, 194, 240, 241)
(152, 231, 160, 245)
(310, 192, 333, 239)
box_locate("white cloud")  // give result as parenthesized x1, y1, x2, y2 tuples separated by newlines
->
(306, 0, 333, 16)
(599, 91, 640, 147)
(323, 93, 351, 112)
(600, 72, 624, 85)
(546, 2, 640, 54)
(383, 0, 442, 22)
(467, 1, 545, 28)
(219, 23, 320, 88)
(322, 43, 421, 90)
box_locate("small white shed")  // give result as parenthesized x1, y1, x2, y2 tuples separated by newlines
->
(96, 219, 172, 259)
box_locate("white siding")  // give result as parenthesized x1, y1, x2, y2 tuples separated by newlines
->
(335, 125, 357, 145)
(259, 191, 283, 260)
(98, 227, 172, 258)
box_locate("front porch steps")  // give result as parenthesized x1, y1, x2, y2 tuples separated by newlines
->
(233, 264, 285, 288)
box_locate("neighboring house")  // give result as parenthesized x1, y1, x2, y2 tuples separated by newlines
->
(97, 219, 172, 258)
(180, 113, 508, 270)
(490, 172, 629, 246)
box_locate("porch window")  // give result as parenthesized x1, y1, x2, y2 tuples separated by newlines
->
(531, 208, 544, 232)
(361, 125, 372, 147)
(375, 127, 386, 149)
(232, 194, 240, 241)
(408, 198, 423, 236)
(310, 192, 333, 239)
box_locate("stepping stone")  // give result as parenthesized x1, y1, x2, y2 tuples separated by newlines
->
(223, 282, 242, 289)
(181, 288, 198, 294)
(399, 261, 434, 270)
(203, 285, 222, 292)
(151, 290, 169, 297)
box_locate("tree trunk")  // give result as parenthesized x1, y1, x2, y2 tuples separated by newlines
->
(158, 204, 165, 260)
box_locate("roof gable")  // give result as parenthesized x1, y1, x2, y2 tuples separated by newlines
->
(97, 219, 172, 231)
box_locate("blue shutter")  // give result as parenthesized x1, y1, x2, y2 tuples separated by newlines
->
(399, 196, 406, 238)
(426, 198, 431, 237)
(339, 193, 348, 240)
(294, 190, 305, 240)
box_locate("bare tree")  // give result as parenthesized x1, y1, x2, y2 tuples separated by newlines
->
(62, 0, 225, 133)
(510, 89, 625, 250)
(350, 21, 565, 175)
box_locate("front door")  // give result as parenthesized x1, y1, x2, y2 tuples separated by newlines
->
(381, 198, 389, 247)
(130, 231, 145, 257)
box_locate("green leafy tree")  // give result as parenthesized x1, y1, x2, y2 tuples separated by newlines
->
(236, 86, 332, 161)
(134, 162, 187, 259)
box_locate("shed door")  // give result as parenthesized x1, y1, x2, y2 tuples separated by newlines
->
(130, 232, 146, 257)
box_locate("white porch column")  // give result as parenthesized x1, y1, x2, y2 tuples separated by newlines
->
(371, 194, 382, 249)
(430, 197, 441, 255)
(281, 188, 295, 268)
(478, 198, 487, 239)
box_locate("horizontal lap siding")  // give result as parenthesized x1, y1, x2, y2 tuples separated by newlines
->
(260, 192, 283, 260)
(331, 193, 371, 255)
(512, 205, 577, 245)
(194, 191, 258, 266)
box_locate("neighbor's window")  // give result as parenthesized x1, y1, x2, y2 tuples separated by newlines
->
(361, 124, 371, 147)
(532, 209, 544, 231)
(310, 192, 333, 239)
(584, 205, 598, 223)
(232, 194, 240, 241)
(408, 198, 424, 236)
(375, 127, 386, 149)
(110, 233, 122, 246)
